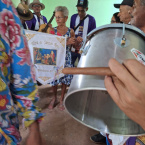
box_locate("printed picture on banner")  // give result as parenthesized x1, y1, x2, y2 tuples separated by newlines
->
(33, 47, 57, 65)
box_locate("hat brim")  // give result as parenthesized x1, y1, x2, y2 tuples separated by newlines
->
(29, 2, 45, 10)
(114, 4, 121, 8)
(76, 4, 88, 8)
(18, 11, 33, 21)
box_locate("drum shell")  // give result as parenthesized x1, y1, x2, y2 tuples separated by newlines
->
(65, 24, 145, 136)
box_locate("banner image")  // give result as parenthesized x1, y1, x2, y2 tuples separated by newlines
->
(25, 30, 66, 85)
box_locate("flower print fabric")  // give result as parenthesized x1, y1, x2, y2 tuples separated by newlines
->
(0, 0, 45, 144)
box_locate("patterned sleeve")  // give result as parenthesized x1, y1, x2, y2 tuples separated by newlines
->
(1, 1, 45, 128)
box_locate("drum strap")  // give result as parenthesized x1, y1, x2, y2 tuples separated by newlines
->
(74, 14, 88, 32)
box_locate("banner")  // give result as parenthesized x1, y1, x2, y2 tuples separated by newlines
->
(25, 30, 66, 85)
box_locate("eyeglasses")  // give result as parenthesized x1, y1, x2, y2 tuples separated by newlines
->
(76, 9, 86, 13)
(32, 5, 41, 8)
(55, 16, 65, 19)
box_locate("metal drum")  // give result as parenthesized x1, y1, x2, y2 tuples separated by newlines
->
(64, 24, 145, 136)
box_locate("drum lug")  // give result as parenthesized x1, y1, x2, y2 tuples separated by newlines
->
(114, 37, 130, 48)
(80, 43, 91, 55)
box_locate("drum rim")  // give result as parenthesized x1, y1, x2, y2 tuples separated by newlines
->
(87, 23, 145, 41)
(64, 89, 145, 136)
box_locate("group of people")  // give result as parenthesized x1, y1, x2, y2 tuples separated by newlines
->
(17, 0, 96, 66)
(16, 0, 97, 110)
(1, 0, 145, 144)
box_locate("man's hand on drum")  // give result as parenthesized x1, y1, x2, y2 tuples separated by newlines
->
(67, 37, 76, 46)
(104, 58, 145, 130)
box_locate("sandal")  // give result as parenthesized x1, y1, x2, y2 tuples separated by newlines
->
(58, 102, 65, 111)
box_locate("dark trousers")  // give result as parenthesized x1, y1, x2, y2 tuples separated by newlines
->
(71, 51, 81, 66)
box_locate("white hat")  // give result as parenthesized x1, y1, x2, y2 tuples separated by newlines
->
(29, 0, 45, 10)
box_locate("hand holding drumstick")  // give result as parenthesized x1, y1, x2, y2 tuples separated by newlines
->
(62, 67, 114, 76)
(105, 58, 145, 130)
(63, 58, 145, 131)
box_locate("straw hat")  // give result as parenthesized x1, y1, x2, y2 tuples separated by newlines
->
(29, 0, 45, 10)
(16, 3, 33, 21)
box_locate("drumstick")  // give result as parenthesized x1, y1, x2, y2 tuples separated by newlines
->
(62, 67, 114, 76)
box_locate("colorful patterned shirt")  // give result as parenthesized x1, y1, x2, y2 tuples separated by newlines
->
(0, 1, 45, 144)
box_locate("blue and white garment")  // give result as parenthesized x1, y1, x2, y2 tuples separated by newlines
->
(51, 27, 73, 86)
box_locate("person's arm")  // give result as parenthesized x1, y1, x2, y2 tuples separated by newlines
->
(88, 16, 96, 33)
(67, 29, 75, 46)
(105, 58, 145, 130)
(69, 29, 83, 49)
(92, 17, 96, 29)
(49, 28, 55, 34)
(9, 3, 45, 145)
(70, 28, 75, 38)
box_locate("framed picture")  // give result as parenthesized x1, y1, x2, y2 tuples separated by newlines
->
(33, 47, 57, 66)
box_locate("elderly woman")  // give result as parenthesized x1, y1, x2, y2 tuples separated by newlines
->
(48, 6, 77, 110)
